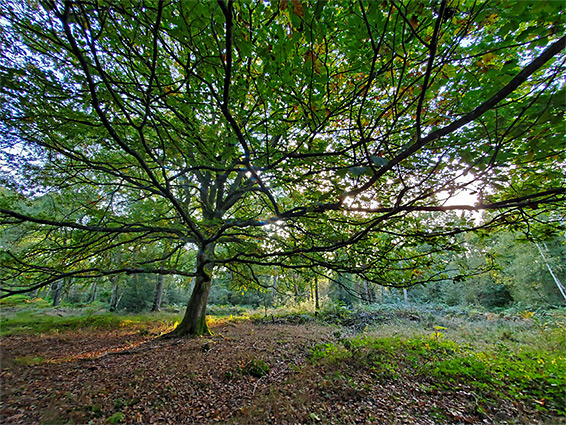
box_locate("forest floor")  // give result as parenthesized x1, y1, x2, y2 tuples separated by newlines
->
(1, 308, 565, 425)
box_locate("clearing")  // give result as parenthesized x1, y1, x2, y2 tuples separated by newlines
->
(1, 309, 565, 424)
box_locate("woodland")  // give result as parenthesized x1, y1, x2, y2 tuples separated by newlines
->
(0, 0, 565, 424)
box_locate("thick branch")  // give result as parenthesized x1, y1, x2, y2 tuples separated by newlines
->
(345, 35, 566, 199)
(0, 208, 190, 239)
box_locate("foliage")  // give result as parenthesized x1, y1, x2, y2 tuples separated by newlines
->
(311, 334, 566, 416)
(238, 358, 271, 379)
(106, 412, 125, 424)
(411, 230, 566, 307)
(206, 304, 249, 317)
(117, 275, 156, 312)
(477, 283, 513, 308)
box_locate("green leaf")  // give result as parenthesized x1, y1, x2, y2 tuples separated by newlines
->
(370, 156, 388, 167)
(237, 40, 253, 57)
(348, 166, 371, 176)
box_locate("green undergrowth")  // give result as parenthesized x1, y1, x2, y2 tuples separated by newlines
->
(310, 334, 566, 416)
(0, 310, 178, 336)
(251, 303, 566, 353)
(0, 295, 52, 308)
(239, 358, 271, 378)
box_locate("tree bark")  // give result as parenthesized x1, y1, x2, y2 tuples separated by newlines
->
(169, 245, 215, 336)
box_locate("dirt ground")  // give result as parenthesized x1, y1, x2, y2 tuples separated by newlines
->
(0, 320, 562, 424)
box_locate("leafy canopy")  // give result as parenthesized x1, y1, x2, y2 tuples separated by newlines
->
(0, 0, 564, 296)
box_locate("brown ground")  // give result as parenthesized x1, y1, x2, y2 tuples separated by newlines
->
(0, 321, 561, 425)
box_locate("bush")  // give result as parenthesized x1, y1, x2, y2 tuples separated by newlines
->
(118, 275, 155, 312)
(479, 283, 513, 308)
(206, 304, 248, 316)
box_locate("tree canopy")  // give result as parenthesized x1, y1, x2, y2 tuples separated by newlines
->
(1, 0, 564, 335)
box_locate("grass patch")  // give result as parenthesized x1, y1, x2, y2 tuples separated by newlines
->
(0, 311, 178, 336)
(12, 355, 46, 366)
(0, 295, 51, 308)
(428, 348, 566, 415)
(310, 333, 566, 417)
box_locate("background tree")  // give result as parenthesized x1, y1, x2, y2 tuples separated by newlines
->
(1, 0, 564, 335)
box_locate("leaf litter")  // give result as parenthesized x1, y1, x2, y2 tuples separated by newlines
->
(0, 321, 562, 424)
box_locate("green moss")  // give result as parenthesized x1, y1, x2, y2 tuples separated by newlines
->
(12, 355, 46, 366)
(239, 358, 271, 378)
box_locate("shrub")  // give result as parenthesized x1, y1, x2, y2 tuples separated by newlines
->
(479, 283, 514, 308)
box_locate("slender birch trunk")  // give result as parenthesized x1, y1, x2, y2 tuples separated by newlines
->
(535, 242, 566, 301)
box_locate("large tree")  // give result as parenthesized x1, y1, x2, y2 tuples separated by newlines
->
(1, 0, 564, 335)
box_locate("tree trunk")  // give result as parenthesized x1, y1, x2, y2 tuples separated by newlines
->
(109, 277, 119, 311)
(272, 273, 277, 305)
(89, 282, 97, 303)
(52, 280, 63, 307)
(364, 280, 371, 304)
(169, 245, 215, 337)
(314, 275, 320, 311)
(535, 242, 566, 301)
(152, 273, 165, 312)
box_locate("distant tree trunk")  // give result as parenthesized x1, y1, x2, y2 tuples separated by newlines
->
(89, 282, 97, 303)
(52, 280, 63, 307)
(169, 244, 215, 337)
(364, 280, 371, 304)
(272, 274, 278, 305)
(109, 277, 120, 311)
(403, 288, 408, 303)
(63, 278, 73, 300)
(314, 275, 320, 311)
(293, 273, 299, 303)
(152, 273, 165, 312)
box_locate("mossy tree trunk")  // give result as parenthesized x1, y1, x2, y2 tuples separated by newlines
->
(169, 244, 216, 337)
